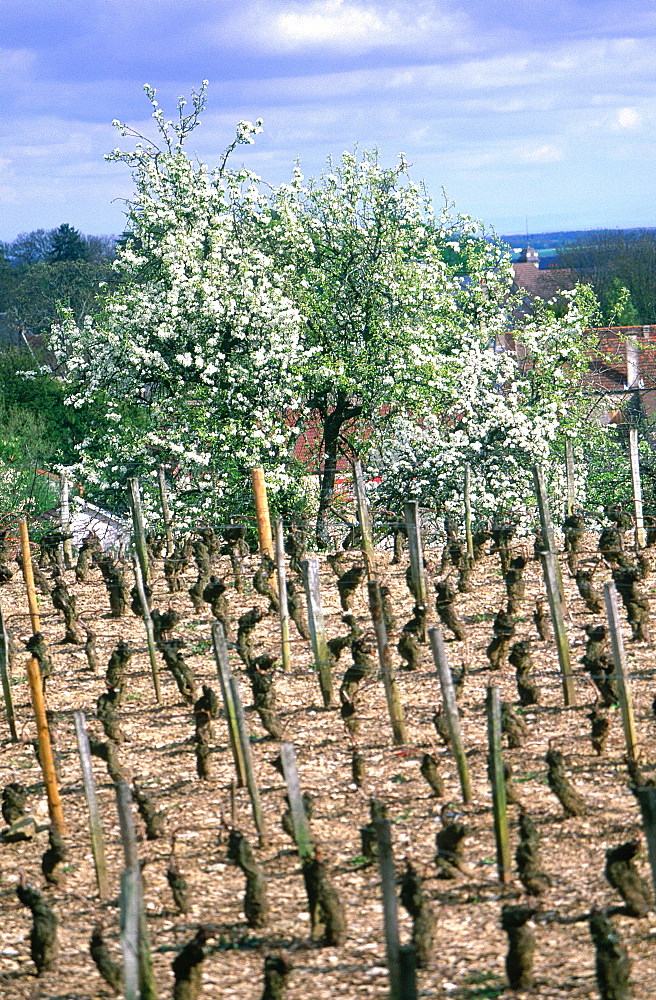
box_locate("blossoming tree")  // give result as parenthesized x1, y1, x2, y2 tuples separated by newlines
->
(52, 84, 306, 523)
(368, 289, 599, 531)
(268, 153, 516, 542)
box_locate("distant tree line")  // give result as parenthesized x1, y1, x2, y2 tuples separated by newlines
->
(0, 223, 118, 341)
(555, 228, 656, 326)
(0, 225, 117, 513)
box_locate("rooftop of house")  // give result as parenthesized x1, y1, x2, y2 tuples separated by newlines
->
(586, 325, 656, 396)
(511, 245, 576, 299)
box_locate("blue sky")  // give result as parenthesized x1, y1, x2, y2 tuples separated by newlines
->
(1, 0, 655, 241)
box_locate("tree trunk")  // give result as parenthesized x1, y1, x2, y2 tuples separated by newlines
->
(316, 420, 339, 548)
(314, 396, 362, 547)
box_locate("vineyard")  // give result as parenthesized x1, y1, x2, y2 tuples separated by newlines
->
(1, 496, 656, 1000)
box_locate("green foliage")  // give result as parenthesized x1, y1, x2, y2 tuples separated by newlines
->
(0, 349, 89, 466)
(581, 419, 656, 517)
(556, 229, 656, 324)
(0, 405, 60, 516)
(0, 227, 117, 339)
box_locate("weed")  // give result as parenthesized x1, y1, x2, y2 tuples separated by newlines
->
(464, 970, 499, 985)
(188, 639, 211, 655)
(461, 970, 504, 998)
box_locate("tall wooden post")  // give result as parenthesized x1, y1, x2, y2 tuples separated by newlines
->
(250, 467, 274, 558)
(115, 781, 157, 1000)
(132, 555, 161, 703)
(464, 464, 474, 559)
(156, 465, 174, 556)
(280, 743, 314, 862)
(565, 441, 576, 517)
(629, 428, 646, 549)
(428, 627, 472, 804)
(212, 624, 267, 842)
(274, 519, 291, 672)
(374, 818, 411, 1000)
(604, 581, 638, 760)
(486, 686, 511, 884)
(74, 711, 109, 899)
(635, 787, 656, 898)
(128, 477, 150, 587)
(353, 459, 375, 572)
(212, 625, 247, 788)
(0, 598, 17, 741)
(60, 472, 73, 567)
(404, 502, 429, 616)
(18, 519, 66, 835)
(533, 464, 574, 706)
(625, 336, 645, 547)
(301, 558, 333, 707)
(539, 551, 575, 707)
(533, 464, 558, 555)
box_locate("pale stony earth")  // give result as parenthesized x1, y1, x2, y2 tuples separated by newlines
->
(0, 526, 656, 999)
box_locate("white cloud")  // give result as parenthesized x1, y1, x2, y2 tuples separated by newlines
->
(519, 144, 564, 164)
(216, 0, 472, 55)
(614, 106, 641, 129)
(274, 0, 390, 48)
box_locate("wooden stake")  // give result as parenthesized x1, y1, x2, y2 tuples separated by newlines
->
(539, 551, 575, 707)
(533, 462, 566, 601)
(301, 558, 333, 707)
(464, 464, 474, 560)
(398, 946, 418, 1000)
(485, 686, 511, 884)
(404, 502, 429, 616)
(128, 477, 150, 587)
(368, 579, 407, 746)
(565, 441, 576, 517)
(73, 711, 109, 899)
(60, 472, 73, 568)
(428, 627, 472, 804)
(18, 518, 66, 835)
(115, 781, 157, 1000)
(353, 459, 375, 572)
(279, 743, 314, 862)
(604, 581, 638, 760)
(156, 465, 174, 556)
(533, 464, 558, 554)
(374, 817, 404, 1000)
(634, 787, 656, 899)
(212, 624, 267, 843)
(274, 519, 292, 673)
(250, 467, 274, 558)
(120, 867, 140, 1000)
(629, 428, 646, 549)
(131, 555, 161, 703)
(212, 624, 247, 788)
(0, 597, 17, 741)
(19, 518, 41, 634)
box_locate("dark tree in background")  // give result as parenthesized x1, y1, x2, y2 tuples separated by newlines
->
(556, 228, 656, 325)
(47, 224, 91, 263)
